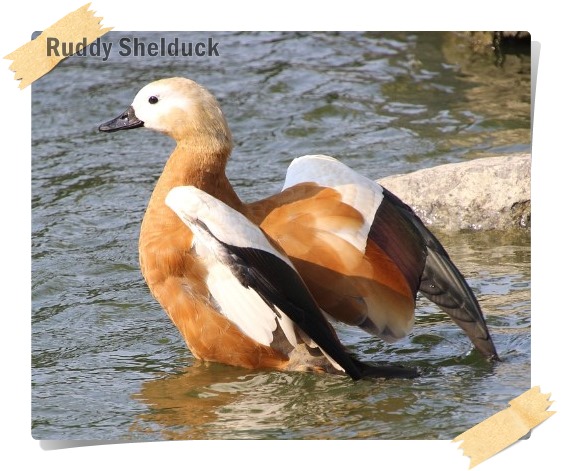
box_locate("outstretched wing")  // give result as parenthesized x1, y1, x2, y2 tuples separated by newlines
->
(252, 155, 419, 342)
(251, 155, 498, 359)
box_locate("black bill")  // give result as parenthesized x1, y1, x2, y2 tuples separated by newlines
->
(99, 106, 144, 133)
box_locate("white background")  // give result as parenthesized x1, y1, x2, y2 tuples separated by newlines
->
(2, 1, 559, 470)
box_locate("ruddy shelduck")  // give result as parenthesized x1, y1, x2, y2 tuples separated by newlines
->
(99, 77, 499, 380)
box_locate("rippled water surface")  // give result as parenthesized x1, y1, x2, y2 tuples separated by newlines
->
(32, 32, 531, 440)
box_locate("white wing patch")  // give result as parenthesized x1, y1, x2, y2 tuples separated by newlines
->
(283, 155, 385, 253)
(205, 257, 298, 349)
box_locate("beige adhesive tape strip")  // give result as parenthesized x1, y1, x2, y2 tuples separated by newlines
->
(453, 386, 555, 468)
(4, 3, 112, 89)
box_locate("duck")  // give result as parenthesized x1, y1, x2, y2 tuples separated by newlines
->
(99, 77, 499, 379)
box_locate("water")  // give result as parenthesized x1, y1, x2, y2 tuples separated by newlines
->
(31, 31, 531, 440)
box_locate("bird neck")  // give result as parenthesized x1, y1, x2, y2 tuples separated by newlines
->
(144, 141, 245, 225)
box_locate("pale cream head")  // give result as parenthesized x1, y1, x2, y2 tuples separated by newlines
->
(131, 77, 233, 153)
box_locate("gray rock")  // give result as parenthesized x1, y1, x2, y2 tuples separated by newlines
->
(378, 154, 531, 232)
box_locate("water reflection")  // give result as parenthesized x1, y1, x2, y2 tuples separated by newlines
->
(131, 364, 246, 439)
(129, 348, 509, 441)
(130, 363, 422, 440)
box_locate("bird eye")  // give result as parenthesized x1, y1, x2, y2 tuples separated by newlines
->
(148, 96, 159, 104)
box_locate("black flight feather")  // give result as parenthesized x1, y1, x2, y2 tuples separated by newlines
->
(378, 188, 499, 360)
